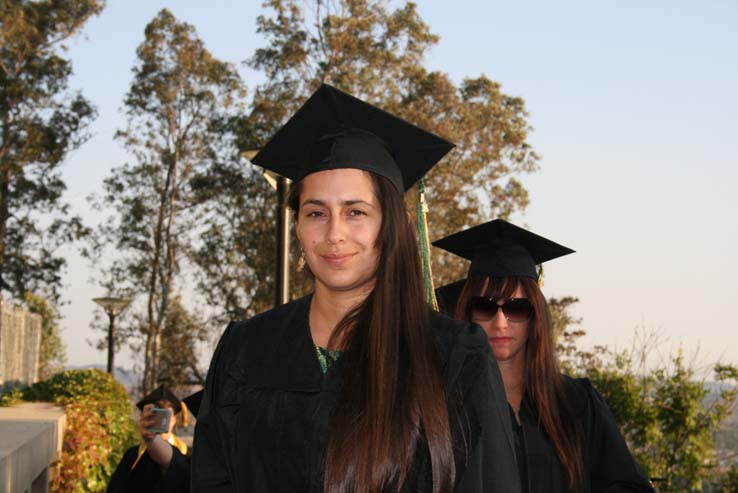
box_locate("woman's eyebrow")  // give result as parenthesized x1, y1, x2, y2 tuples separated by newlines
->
(343, 199, 374, 207)
(301, 198, 375, 207)
(301, 198, 326, 207)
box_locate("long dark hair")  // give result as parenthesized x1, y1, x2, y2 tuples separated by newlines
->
(288, 173, 454, 493)
(456, 276, 583, 490)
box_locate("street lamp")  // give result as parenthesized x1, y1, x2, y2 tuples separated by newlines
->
(243, 150, 292, 307)
(92, 297, 131, 376)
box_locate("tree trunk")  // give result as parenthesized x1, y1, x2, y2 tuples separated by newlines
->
(143, 181, 167, 393)
(143, 147, 179, 393)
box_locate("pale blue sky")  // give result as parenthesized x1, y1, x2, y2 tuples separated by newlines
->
(57, 1, 738, 371)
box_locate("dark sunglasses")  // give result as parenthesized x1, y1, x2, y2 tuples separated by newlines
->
(468, 297, 533, 323)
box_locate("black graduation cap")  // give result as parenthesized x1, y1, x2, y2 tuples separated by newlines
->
(432, 219, 574, 280)
(136, 385, 182, 413)
(182, 389, 203, 419)
(250, 84, 455, 192)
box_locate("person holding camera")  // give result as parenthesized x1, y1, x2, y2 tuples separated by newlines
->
(108, 385, 191, 493)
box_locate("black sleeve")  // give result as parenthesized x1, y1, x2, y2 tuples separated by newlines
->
(191, 322, 240, 493)
(583, 379, 655, 493)
(107, 447, 137, 493)
(449, 324, 522, 493)
(156, 447, 191, 493)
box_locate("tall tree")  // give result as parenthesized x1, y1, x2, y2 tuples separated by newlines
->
(91, 9, 246, 392)
(0, 0, 102, 302)
(194, 0, 540, 317)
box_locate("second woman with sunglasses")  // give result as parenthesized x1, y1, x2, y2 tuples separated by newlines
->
(433, 219, 654, 493)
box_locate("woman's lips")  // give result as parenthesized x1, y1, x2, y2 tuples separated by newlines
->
(489, 336, 514, 344)
(321, 253, 355, 265)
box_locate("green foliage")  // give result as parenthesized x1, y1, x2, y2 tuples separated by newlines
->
(553, 298, 738, 492)
(24, 291, 67, 379)
(0, 386, 24, 406)
(25, 369, 137, 492)
(0, 0, 102, 302)
(580, 352, 738, 493)
(157, 297, 208, 386)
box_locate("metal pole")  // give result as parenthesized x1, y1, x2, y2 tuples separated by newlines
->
(107, 311, 115, 375)
(275, 176, 291, 306)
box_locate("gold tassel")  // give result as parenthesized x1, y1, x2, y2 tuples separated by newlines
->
(537, 264, 545, 288)
(417, 181, 438, 310)
(181, 401, 189, 428)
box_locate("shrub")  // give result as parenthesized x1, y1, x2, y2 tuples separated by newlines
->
(0, 387, 25, 407)
(25, 369, 138, 492)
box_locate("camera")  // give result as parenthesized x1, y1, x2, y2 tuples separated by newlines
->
(146, 407, 172, 434)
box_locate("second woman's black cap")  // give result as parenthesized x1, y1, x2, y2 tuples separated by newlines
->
(432, 219, 574, 280)
(250, 84, 455, 193)
(136, 385, 182, 413)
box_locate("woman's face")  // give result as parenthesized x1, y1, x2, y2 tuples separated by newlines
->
(295, 168, 382, 294)
(471, 283, 531, 364)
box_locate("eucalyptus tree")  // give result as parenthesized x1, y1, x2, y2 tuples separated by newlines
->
(93, 9, 246, 392)
(0, 0, 103, 302)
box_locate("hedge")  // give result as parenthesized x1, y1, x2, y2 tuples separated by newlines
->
(20, 369, 139, 492)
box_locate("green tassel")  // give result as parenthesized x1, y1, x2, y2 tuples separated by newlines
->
(417, 179, 438, 310)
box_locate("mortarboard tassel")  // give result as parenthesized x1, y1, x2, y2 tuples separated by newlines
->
(416, 179, 439, 310)
(537, 264, 545, 288)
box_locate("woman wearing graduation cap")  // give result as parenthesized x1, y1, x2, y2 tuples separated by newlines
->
(192, 84, 520, 492)
(108, 385, 191, 493)
(433, 219, 654, 493)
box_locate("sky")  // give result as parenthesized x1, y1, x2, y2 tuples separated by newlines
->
(54, 0, 738, 374)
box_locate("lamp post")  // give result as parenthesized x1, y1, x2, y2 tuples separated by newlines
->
(270, 171, 291, 306)
(243, 150, 292, 307)
(92, 297, 131, 376)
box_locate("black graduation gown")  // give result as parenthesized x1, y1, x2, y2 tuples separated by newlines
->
(191, 294, 521, 492)
(513, 376, 654, 493)
(107, 443, 190, 493)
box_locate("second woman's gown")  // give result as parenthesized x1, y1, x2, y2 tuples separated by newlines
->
(191, 294, 521, 492)
(510, 376, 654, 493)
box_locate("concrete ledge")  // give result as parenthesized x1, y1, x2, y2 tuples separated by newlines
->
(0, 402, 66, 493)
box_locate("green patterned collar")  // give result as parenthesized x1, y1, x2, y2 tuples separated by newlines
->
(314, 344, 342, 374)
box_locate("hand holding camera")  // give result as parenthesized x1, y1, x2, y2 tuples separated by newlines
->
(140, 403, 173, 442)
